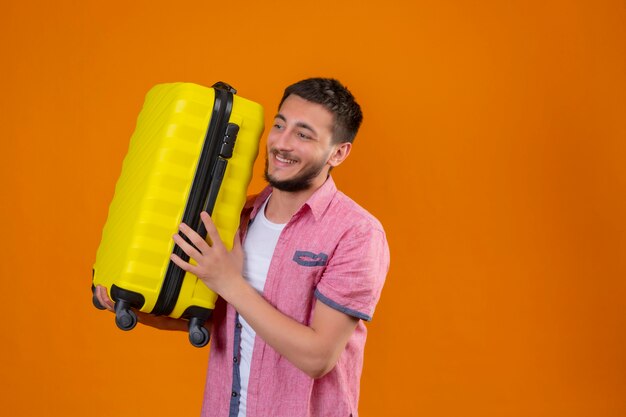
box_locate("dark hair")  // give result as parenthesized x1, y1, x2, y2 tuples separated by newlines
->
(279, 78, 363, 144)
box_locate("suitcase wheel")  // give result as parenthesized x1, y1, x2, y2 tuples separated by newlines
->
(114, 299, 138, 331)
(188, 317, 210, 348)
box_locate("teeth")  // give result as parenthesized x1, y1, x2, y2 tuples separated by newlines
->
(276, 154, 296, 164)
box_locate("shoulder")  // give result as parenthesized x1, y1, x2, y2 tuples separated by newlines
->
(327, 191, 386, 237)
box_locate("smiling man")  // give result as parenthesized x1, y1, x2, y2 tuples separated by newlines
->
(96, 78, 389, 417)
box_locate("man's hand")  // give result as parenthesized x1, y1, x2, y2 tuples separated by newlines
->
(170, 211, 244, 297)
(94, 284, 116, 312)
(169, 212, 357, 378)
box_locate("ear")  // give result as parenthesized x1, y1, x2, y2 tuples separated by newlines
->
(328, 142, 352, 168)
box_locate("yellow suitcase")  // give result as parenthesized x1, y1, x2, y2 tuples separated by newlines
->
(92, 82, 263, 347)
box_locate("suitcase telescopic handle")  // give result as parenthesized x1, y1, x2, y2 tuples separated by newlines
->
(195, 122, 240, 239)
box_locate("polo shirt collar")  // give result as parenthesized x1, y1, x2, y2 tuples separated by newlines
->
(301, 175, 337, 221)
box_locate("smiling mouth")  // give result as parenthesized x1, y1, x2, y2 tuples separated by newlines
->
(273, 151, 298, 165)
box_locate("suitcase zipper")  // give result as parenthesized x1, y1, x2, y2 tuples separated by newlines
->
(152, 84, 236, 316)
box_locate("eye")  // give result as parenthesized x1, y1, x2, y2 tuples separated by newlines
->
(272, 122, 284, 130)
(296, 131, 312, 140)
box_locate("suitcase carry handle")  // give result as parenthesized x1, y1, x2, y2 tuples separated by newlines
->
(212, 81, 237, 95)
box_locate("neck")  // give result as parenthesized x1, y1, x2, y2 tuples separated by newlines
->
(265, 180, 324, 224)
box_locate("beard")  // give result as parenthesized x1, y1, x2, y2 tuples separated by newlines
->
(264, 151, 328, 192)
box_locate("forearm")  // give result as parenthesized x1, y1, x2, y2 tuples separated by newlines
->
(219, 276, 356, 378)
(136, 312, 185, 331)
(136, 310, 213, 334)
(171, 216, 357, 373)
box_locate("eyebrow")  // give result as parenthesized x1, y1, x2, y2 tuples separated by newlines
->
(274, 114, 318, 137)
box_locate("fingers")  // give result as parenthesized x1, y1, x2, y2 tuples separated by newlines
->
(169, 213, 230, 288)
(170, 252, 197, 274)
(95, 285, 115, 312)
(200, 212, 221, 248)
(178, 222, 210, 252)
(173, 229, 203, 260)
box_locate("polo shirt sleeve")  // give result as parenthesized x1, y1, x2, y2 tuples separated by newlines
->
(314, 223, 390, 321)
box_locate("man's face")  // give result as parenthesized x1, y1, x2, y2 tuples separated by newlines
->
(264, 95, 336, 192)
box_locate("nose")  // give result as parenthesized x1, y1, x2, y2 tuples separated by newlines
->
(269, 126, 293, 151)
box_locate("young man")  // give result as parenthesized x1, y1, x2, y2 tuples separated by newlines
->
(96, 78, 389, 417)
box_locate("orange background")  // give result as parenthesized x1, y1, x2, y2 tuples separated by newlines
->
(1, 1, 625, 416)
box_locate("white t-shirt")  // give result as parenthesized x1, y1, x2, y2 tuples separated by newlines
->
(238, 196, 285, 417)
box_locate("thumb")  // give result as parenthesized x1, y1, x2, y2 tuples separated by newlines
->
(230, 231, 245, 266)
(232, 231, 242, 254)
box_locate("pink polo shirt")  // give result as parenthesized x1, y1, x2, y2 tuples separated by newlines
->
(201, 177, 389, 417)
